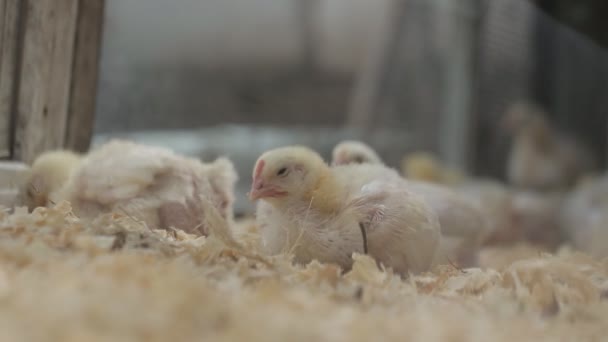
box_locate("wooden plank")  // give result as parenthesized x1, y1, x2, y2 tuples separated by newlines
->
(14, 0, 79, 164)
(65, 0, 105, 152)
(0, 0, 21, 158)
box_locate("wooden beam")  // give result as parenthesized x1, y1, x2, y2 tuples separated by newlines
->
(65, 0, 105, 152)
(14, 0, 79, 164)
(0, 0, 21, 159)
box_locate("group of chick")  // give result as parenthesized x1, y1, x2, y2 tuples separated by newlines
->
(16, 102, 607, 277)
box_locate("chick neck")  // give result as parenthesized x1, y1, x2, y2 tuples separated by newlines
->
(303, 166, 343, 214)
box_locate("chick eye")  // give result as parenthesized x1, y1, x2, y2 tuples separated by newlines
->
(276, 167, 288, 177)
(354, 156, 364, 163)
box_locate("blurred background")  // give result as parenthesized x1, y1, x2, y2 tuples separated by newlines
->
(92, 0, 608, 214)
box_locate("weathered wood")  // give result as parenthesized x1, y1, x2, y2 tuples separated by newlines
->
(65, 0, 105, 152)
(0, 0, 21, 158)
(14, 0, 79, 164)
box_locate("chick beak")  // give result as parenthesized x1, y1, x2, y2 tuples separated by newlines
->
(248, 178, 286, 201)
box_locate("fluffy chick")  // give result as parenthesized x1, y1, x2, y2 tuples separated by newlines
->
(454, 180, 517, 246)
(559, 174, 608, 258)
(510, 190, 563, 250)
(19, 150, 82, 210)
(331, 140, 486, 267)
(331, 140, 382, 166)
(251, 146, 440, 276)
(401, 151, 464, 185)
(502, 102, 597, 191)
(28, 140, 238, 235)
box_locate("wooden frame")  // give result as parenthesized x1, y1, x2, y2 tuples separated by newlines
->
(0, 0, 104, 164)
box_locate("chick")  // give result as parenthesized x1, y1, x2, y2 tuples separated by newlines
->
(502, 102, 597, 191)
(559, 174, 608, 258)
(401, 151, 464, 185)
(454, 180, 517, 246)
(510, 190, 563, 250)
(19, 150, 82, 210)
(251, 146, 441, 276)
(27, 140, 238, 235)
(330, 140, 487, 267)
(331, 140, 382, 166)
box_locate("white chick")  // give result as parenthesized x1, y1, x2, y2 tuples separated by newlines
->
(27, 140, 238, 235)
(510, 190, 563, 250)
(251, 146, 440, 276)
(502, 102, 597, 191)
(331, 140, 487, 267)
(331, 140, 382, 166)
(19, 150, 82, 210)
(560, 174, 608, 258)
(454, 180, 517, 246)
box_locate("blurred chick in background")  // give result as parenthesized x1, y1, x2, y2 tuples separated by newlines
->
(501, 102, 597, 191)
(401, 151, 464, 185)
(19, 150, 82, 210)
(560, 173, 608, 259)
(331, 140, 487, 267)
(251, 146, 440, 276)
(19, 140, 238, 236)
(454, 180, 517, 246)
(331, 140, 382, 166)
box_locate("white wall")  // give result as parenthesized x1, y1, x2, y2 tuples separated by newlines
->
(102, 0, 391, 73)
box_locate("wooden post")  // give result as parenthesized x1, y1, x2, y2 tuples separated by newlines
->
(66, 0, 105, 153)
(0, 0, 104, 164)
(0, 0, 21, 159)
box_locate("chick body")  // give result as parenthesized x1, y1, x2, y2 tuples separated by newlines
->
(331, 140, 486, 267)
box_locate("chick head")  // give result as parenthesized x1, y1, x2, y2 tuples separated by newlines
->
(249, 146, 327, 205)
(19, 150, 81, 210)
(331, 140, 382, 166)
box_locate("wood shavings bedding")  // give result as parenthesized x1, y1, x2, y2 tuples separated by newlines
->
(0, 201, 606, 341)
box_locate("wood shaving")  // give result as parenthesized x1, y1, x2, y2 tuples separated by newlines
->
(0, 201, 605, 341)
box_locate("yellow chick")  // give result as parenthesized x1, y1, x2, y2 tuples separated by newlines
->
(331, 140, 487, 267)
(250, 146, 440, 276)
(401, 151, 464, 185)
(19, 150, 82, 210)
